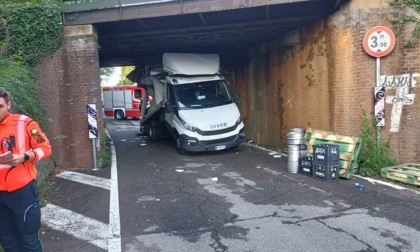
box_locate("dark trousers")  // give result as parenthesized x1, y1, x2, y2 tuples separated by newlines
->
(0, 180, 43, 252)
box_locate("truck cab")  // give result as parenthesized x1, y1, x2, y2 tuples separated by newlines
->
(137, 53, 245, 153)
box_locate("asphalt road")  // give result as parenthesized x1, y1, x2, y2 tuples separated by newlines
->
(40, 118, 420, 252)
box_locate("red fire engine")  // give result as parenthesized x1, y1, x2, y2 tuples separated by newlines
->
(103, 85, 145, 120)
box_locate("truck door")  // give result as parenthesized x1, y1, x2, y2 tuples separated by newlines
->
(103, 89, 113, 109)
(133, 88, 142, 109)
(122, 90, 132, 109)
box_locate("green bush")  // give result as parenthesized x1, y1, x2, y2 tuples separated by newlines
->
(98, 131, 112, 168)
(0, 3, 61, 250)
(0, 1, 62, 66)
(0, 60, 46, 127)
(358, 110, 398, 176)
(0, 1, 62, 127)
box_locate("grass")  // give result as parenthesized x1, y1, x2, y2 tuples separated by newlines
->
(358, 110, 398, 176)
(98, 130, 112, 168)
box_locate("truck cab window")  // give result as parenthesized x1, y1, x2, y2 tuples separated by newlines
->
(175, 81, 232, 109)
(134, 90, 141, 99)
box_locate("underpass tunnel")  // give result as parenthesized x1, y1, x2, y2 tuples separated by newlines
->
(43, 0, 420, 167)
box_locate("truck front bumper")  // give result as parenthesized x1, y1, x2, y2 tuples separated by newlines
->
(179, 128, 245, 152)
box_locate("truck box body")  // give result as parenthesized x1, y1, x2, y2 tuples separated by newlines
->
(103, 85, 144, 120)
(163, 53, 220, 75)
(138, 53, 245, 153)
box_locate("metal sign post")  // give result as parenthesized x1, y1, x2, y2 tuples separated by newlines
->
(363, 26, 395, 148)
(87, 104, 98, 170)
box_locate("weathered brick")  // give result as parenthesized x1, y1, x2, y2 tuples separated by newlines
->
(36, 28, 104, 170)
(232, 2, 420, 163)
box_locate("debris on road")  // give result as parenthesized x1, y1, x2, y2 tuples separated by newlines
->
(354, 182, 365, 190)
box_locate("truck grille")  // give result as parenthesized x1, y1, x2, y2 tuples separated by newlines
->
(197, 121, 241, 136)
(201, 136, 236, 145)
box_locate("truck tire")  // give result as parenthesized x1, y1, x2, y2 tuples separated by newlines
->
(114, 110, 126, 120)
(148, 126, 158, 141)
(176, 136, 187, 155)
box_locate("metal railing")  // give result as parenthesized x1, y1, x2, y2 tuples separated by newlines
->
(62, 0, 180, 13)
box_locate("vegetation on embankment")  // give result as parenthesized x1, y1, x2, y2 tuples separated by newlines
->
(357, 1, 420, 177)
(0, 3, 62, 249)
(0, 0, 62, 124)
(358, 111, 398, 177)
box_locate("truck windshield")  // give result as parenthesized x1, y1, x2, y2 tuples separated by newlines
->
(175, 80, 233, 109)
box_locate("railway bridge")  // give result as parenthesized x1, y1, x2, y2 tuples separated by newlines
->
(37, 0, 420, 169)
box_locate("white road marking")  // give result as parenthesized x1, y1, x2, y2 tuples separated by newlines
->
(244, 143, 281, 153)
(57, 171, 111, 190)
(136, 196, 158, 203)
(41, 204, 108, 250)
(108, 142, 122, 252)
(49, 130, 122, 251)
(354, 174, 420, 195)
(263, 167, 282, 176)
(249, 144, 420, 195)
(354, 175, 406, 190)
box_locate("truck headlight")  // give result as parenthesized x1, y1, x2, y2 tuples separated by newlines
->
(180, 118, 197, 132)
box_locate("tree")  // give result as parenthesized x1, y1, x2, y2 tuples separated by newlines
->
(100, 67, 116, 85)
(120, 66, 135, 85)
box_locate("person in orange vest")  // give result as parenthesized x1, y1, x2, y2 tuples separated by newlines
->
(0, 88, 52, 252)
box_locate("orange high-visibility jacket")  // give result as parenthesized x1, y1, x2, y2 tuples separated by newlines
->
(0, 113, 52, 192)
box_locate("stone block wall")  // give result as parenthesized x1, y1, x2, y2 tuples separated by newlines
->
(36, 25, 105, 170)
(234, 0, 420, 163)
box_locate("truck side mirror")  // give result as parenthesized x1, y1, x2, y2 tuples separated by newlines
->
(164, 101, 175, 113)
(233, 94, 240, 104)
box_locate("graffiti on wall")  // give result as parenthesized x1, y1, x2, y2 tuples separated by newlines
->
(379, 73, 418, 133)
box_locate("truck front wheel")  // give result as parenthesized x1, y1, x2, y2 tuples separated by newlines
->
(114, 110, 126, 120)
(176, 136, 187, 155)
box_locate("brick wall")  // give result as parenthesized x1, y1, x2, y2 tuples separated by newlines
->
(234, 1, 420, 163)
(36, 25, 105, 170)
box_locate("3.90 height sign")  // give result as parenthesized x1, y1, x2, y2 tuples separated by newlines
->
(363, 26, 395, 58)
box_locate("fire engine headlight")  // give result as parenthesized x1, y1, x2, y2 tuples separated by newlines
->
(180, 118, 197, 132)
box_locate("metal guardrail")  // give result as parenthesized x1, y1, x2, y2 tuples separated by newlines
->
(62, 0, 180, 13)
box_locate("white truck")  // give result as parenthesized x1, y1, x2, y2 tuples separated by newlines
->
(137, 53, 245, 153)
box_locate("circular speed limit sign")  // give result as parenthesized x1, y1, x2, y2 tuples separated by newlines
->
(363, 26, 395, 57)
